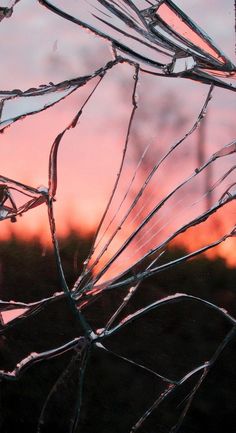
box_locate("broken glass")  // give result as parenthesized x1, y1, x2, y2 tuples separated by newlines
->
(0, 0, 235, 432)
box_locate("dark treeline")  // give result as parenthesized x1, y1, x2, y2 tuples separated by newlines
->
(0, 231, 93, 302)
(0, 232, 235, 433)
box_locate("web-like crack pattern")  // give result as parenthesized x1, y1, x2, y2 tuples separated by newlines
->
(0, 1, 235, 432)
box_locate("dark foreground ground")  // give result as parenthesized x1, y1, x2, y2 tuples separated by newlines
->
(0, 234, 235, 433)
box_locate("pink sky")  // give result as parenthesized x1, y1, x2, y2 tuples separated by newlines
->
(0, 0, 235, 267)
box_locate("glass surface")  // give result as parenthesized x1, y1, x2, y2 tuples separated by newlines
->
(0, 1, 235, 432)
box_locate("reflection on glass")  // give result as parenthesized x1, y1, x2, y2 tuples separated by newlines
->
(0, 1, 235, 432)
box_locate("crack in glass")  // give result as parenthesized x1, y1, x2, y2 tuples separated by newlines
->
(0, 1, 235, 432)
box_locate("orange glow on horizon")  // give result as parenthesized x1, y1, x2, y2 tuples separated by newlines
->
(1, 207, 234, 275)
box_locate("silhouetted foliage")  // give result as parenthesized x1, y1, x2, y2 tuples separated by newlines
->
(0, 233, 235, 432)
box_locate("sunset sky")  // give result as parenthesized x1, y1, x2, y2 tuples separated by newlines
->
(0, 0, 235, 267)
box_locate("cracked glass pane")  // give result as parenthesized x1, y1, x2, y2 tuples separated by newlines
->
(0, 1, 235, 432)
